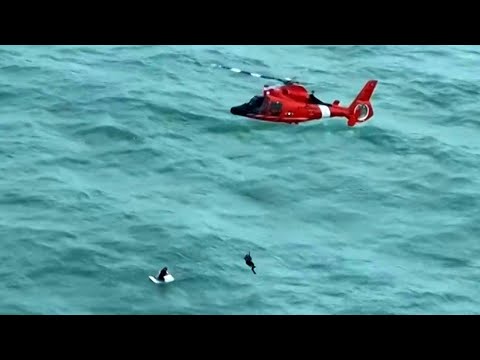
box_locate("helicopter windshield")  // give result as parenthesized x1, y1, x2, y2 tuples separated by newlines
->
(248, 96, 264, 108)
(231, 95, 265, 116)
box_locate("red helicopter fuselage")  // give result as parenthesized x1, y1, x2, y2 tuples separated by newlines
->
(230, 80, 378, 127)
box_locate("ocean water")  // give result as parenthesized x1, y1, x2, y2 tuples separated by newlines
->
(1, 45, 479, 315)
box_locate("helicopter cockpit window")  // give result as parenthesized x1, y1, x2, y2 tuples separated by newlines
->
(270, 101, 282, 115)
(248, 96, 264, 109)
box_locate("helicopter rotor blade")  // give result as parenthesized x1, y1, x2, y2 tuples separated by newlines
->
(212, 64, 300, 85)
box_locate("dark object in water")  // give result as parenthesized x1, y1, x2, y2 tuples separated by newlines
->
(244, 252, 256, 274)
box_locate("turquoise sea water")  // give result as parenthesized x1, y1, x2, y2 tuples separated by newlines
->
(1, 45, 479, 314)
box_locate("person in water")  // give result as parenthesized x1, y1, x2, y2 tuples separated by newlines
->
(156, 267, 168, 281)
(244, 252, 256, 274)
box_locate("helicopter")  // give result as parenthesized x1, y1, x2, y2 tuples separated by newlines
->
(214, 64, 378, 127)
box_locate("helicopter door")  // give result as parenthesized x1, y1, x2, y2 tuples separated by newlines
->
(269, 101, 282, 116)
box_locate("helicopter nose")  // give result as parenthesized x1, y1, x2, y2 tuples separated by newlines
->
(230, 105, 246, 116)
